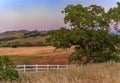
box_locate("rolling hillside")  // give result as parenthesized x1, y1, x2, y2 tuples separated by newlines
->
(0, 30, 50, 47)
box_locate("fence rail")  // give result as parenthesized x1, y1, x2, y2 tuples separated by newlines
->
(16, 64, 70, 72)
(16, 61, 115, 72)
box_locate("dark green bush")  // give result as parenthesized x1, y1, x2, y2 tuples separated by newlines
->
(0, 56, 19, 81)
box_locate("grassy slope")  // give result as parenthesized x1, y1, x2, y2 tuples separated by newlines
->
(9, 56, 42, 65)
(0, 30, 28, 39)
(0, 30, 49, 47)
(0, 46, 74, 65)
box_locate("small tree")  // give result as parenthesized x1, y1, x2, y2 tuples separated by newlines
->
(0, 56, 19, 81)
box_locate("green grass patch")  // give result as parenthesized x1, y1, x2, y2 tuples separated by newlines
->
(9, 56, 42, 64)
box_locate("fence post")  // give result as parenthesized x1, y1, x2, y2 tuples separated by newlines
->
(57, 64, 59, 69)
(36, 64, 38, 72)
(66, 65, 69, 68)
(47, 64, 49, 70)
(24, 64, 26, 72)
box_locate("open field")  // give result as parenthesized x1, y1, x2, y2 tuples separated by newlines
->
(0, 46, 74, 65)
(0, 46, 57, 56)
(2, 63, 120, 83)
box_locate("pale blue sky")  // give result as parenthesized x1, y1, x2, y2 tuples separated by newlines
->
(0, 0, 119, 32)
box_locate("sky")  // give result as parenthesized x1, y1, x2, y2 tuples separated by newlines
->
(0, 0, 119, 32)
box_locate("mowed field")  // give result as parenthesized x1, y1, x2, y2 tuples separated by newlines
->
(0, 46, 74, 65)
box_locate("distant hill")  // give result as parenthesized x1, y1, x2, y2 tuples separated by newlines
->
(0, 30, 51, 47)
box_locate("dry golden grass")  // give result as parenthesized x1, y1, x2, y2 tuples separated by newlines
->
(0, 46, 74, 65)
(0, 46, 55, 56)
(0, 46, 74, 56)
(2, 63, 120, 83)
(0, 46, 69, 56)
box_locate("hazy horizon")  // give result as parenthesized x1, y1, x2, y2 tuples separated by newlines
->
(0, 0, 119, 32)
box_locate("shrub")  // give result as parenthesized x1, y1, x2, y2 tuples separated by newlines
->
(0, 56, 19, 81)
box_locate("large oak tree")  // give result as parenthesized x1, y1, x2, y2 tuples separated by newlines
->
(49, 3, 120, 64)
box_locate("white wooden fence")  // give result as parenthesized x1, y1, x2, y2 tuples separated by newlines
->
(16, 61, 115, 72)
(16, 64, 70, 72)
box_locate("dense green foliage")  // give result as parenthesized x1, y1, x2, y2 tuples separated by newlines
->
(49, 3, 120, 64)
(50, 28, 120, 64)
(0, 56, 19, 81)
(62, 4, 109, 30)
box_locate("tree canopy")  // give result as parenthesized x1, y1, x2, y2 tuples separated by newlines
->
(62, 4, 109, 30)
(49, 2, 120, 64)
